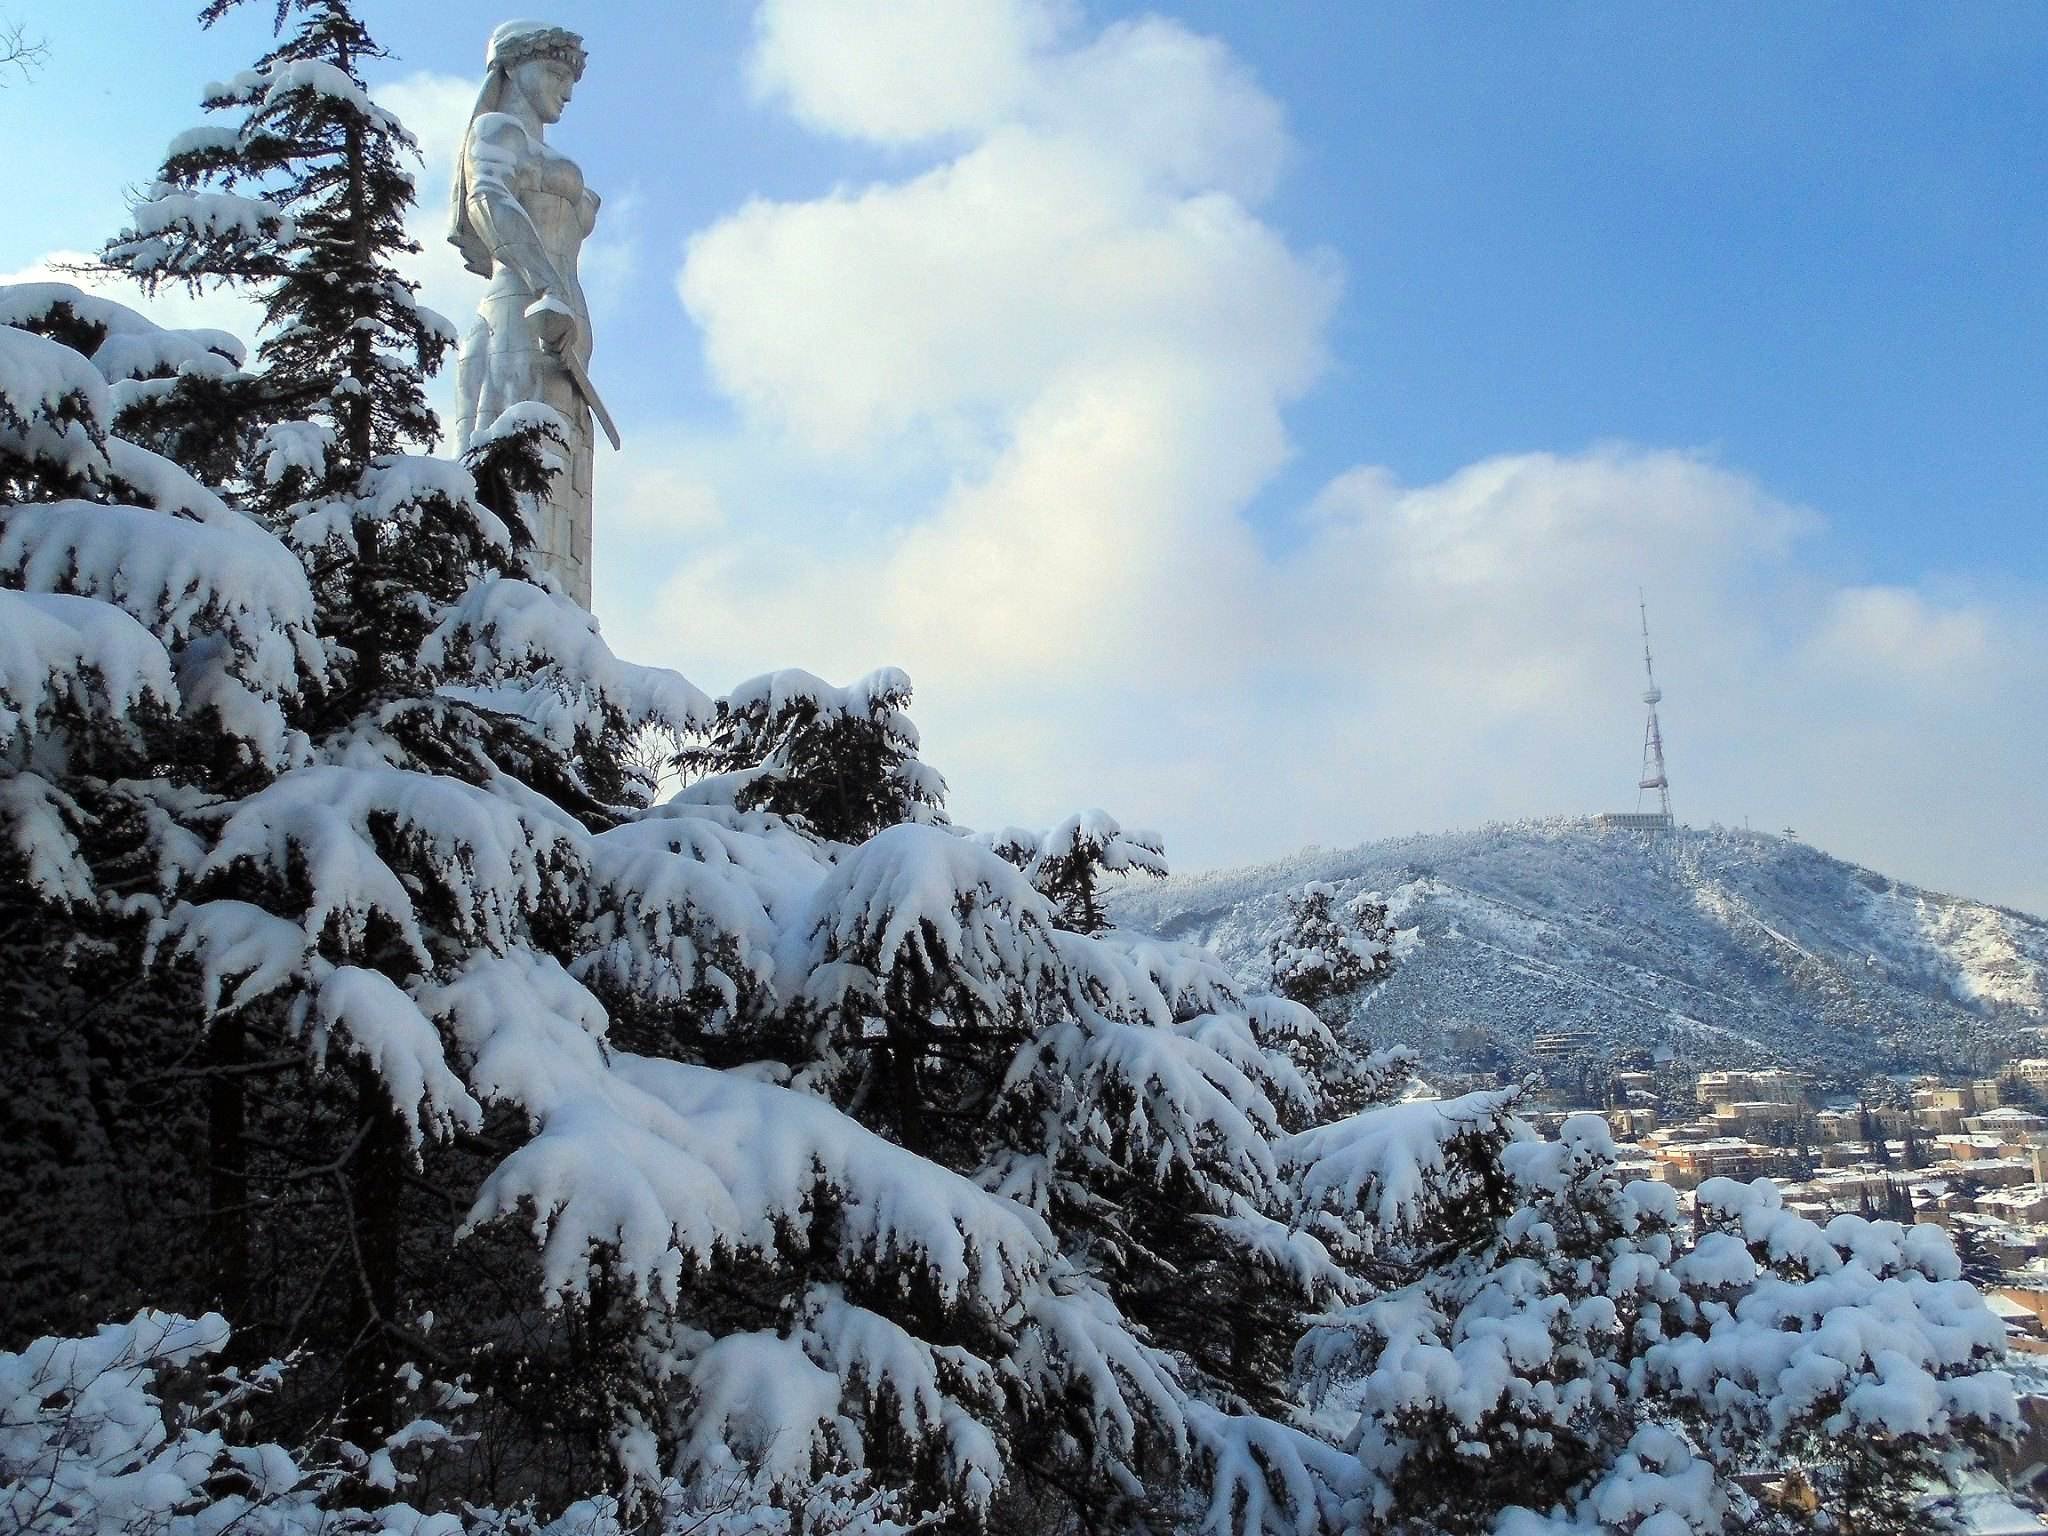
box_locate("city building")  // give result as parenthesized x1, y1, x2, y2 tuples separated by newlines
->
(1695, 1069, 1805, 1108)
(1966, 1107, 2048, 1138)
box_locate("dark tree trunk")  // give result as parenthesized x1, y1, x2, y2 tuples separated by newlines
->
(342, 1067, 407, 1449)
(205, 1016, 250, 1323)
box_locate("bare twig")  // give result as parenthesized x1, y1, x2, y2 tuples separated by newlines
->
(0, 16, 47, 83)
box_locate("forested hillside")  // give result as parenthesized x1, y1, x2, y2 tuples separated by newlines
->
(1111, 820, 2047, 1082)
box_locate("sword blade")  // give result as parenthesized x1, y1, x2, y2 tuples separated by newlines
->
(560, 351, 622, 451)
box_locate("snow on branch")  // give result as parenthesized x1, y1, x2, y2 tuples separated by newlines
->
(463, 1046, 1053, 1310)
(577, 809, 816, 1023)
(1493, 1426, 1727, 1535)
(0, 771, 95, 907)
(107, 182, 294, 281)
(1, 281, 246, 391)
(1286, 1088, 1523, 1235)
(801, 1286, 1005, 1497)
(438, 948, 1053, 1311)
(723, 666, 917, 734)
(1, 499, 316, 686)
(1010, 1279, 1187, 1471)
(0, 590, 176, 760)
(1038, 811, 1168, 879)
(0, 323, 112, 484)
(778, 824, 1060, 1019)
(1186, 1402, 1366, 1536)
(92, 326, 244, 387)
(306, 964, 484, 1142)
(673, 1284, 1013, 1510)
(424, 575, 714, 744)
(151, 897, 312, 1016)
(199, 763, 588, 968)
(1029, 931, 1289, 1205)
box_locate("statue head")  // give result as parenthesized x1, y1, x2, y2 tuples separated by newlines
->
(488, 21, 586, 124)
(491, 20, 589, 123)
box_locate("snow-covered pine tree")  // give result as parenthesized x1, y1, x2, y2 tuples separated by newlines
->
(1294, 1109, 2020, 1536)
(9, 0, 691, 1475)
(1657, 1176, 2017, 1536)
(0, 283, 325, 1345)
(1951, 1220, 2003, 1288)
(675, 667, 947, 844)
(100, 0, 454, 486)
(1902, 1123, 1926, 1170)
(1264, 882, 1393, 1013)
(1305, 1113, 1678, 1534)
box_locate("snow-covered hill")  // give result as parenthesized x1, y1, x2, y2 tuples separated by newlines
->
(1107, 819, 2047, 1082)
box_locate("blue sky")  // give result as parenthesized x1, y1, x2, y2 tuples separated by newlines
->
(4, 2, 2044, 911)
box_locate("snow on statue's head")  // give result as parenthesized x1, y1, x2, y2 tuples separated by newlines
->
(448, 22, 588, 277)
(486, 20, 587, 78)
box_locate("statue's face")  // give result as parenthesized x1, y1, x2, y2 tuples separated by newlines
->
(511, 56, 577, 124)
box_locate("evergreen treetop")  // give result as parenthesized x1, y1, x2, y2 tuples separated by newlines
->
(677, 666, 947, 844)
(102, 0, 455, 485)
(1265, 881, 1395, 1012)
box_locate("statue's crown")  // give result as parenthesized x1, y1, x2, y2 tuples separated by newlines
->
(488, 22, 587, 77)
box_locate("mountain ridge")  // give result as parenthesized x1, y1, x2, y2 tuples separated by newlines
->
(1106, 818, 2046, 1082)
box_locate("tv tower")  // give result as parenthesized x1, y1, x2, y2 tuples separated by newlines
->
(1635, 594, 1672, 825)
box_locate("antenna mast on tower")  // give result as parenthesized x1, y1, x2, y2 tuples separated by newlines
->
(1636, 594, 1672, 824)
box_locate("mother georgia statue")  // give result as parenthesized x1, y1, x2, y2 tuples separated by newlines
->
(449, 20, 619, 611)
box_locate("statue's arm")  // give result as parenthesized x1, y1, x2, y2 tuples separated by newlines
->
(462, 114, 571, 302)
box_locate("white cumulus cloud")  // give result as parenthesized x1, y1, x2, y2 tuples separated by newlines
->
(618, 0, 2048, 915)
(749, 0, 1070, 144)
